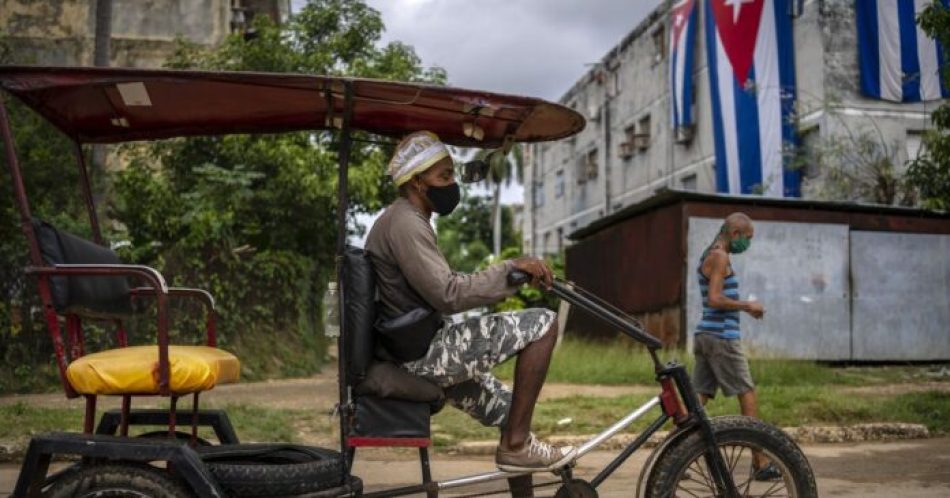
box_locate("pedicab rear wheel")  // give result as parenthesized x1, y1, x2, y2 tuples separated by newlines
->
(646, 415, 817, 498)
(44, 462, 191, 498)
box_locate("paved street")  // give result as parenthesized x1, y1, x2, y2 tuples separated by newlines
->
(2, 437, 948, 497)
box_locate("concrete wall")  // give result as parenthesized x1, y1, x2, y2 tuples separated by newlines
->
(524, 0, 944, 257)
(0, 0, 289, 67)
(685, 216, 950, 361)
(685, 217, 852, 360)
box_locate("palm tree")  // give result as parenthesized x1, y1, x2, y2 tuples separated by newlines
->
(473, 145, 523, 257)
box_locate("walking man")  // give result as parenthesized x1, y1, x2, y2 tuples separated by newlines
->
(693, 212, 780, 480)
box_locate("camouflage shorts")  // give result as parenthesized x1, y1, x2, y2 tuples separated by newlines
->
(401, 308, 557, 428)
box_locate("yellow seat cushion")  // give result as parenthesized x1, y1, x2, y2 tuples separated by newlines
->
(66, 345, 240, 395)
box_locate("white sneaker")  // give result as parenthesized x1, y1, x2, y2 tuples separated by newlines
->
(495, 434, 577, 472)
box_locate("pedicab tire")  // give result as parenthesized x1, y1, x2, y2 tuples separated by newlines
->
(645, 415, 818, 498)
(136, 430, 214, 446)
(198, 444, 344, 498)
(44, 462, 191, 498)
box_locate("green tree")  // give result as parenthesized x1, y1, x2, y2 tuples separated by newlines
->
(111, 1, 446, 379)
(0, 33, 92, 391)
(436, 192, 517, 273)
(471, 146, 523, 257)
(909, 2, 950, 210)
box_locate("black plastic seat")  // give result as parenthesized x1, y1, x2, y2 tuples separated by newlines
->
(341, 246, 439, 446)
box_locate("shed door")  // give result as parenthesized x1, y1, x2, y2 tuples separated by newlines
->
(686, 217, 851, 360)
(850, 231, 950, 361)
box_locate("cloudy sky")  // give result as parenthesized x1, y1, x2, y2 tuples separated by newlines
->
(290, 0, 661, 234)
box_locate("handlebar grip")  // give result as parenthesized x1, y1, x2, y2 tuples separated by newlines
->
(507, 270, 531, 286)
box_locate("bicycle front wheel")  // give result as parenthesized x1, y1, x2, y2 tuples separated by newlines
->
(646, 415, 817, 498)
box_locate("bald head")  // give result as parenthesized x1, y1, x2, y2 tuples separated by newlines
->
(720, 212, 754, 240)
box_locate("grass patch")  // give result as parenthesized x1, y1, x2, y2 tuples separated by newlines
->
(493, 337, 946, 387)
(1, 389, 947, 450)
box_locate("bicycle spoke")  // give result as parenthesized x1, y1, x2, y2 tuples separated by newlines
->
(728, 445, 747, 474)
(693, 459, 716, 492)
(739, 471, 754, 498)
(757, 478, 788, 498)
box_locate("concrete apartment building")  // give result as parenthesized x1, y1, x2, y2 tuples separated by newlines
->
(1, 0, 290, 68)
(523, 0, 943, 256)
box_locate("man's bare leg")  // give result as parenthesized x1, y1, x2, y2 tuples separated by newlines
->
(701, 391, 769, 469)
(500, 318, 558, 450)
(738, 390, 771, 469)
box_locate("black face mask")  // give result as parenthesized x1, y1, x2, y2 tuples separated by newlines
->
(425, 182, 461, 216)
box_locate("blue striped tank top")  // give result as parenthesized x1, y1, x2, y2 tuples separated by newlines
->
(697, 254, 741, 339)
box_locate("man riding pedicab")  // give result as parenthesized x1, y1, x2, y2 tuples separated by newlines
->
(365, 131, 576, 472)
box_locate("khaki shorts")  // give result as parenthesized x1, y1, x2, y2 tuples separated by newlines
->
(692, 334, 755, 398)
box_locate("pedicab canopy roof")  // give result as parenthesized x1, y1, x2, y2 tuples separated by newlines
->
(0, 66, 585, 147)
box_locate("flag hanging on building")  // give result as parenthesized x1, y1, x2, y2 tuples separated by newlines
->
(670, 0, 698, 131)
(856, 0, 949, 103)
(705, 0, 800, 197)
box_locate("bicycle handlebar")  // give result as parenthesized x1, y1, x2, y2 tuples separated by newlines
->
(508, 270, 663, 350)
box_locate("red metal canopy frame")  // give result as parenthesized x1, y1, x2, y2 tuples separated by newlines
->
(0, 65, 584, 147)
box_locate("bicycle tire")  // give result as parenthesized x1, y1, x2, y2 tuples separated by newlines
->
(646, 415, 817, 498)
(44, 462, 191, 498)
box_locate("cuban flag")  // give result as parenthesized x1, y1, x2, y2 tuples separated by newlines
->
(856, 0, 949, 102)
(670, 0, 698, 131)
(705, 0, 800, 197)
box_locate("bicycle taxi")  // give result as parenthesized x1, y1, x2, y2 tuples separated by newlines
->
(0, 66, 816, 498)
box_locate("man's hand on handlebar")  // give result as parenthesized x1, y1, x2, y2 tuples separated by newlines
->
(510, 257, 554, 289)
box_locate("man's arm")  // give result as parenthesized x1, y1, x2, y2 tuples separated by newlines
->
(389, 216, 516, 314)
(704, 250, 764, 318)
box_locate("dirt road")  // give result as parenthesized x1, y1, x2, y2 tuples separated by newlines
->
(2, 437, 948, 497)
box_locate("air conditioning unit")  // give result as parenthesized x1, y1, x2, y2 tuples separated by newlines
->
(632, 133, 650, 150)
(587, 104, 600, 121)
(618, 141, 634, 159)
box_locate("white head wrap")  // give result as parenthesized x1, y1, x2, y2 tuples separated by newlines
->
(388, 131, 450, 187)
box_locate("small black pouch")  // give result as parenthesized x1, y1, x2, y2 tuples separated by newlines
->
(375, 307, 443, 362)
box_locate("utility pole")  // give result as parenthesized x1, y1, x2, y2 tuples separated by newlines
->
(91, 0, 112, 224)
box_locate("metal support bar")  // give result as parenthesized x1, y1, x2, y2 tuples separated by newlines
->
(590, 413, 669, 488)
(73, 141, 104, 245)
(576, 397, 661, 456)
(120, 395, 131, 437)
(95, 408, 240, 444)
(82, 395, 97, 434)
(419, 447, 436, 498)
(335, 80, 355, 482)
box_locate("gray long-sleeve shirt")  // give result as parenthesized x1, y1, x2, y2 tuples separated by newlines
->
(365, 197, 516, 319)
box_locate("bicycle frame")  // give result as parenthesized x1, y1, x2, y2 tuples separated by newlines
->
(359, 277, 741, 498)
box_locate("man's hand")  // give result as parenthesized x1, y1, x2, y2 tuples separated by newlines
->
(510, 257, 554, 288)
(745, 301, 765, 319)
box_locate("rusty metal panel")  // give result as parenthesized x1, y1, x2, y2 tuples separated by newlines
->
(686, 217, 851, 360)
(565, 204, 684, 340)
(851, 231, 950, 361)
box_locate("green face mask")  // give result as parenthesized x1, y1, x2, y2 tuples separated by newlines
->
(730, 236, 751, 254)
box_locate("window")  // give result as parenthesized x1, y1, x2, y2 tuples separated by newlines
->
(798, 125, 821, 178)
(651, 25, 666, 64)
(534, 181, 545, 207)
(905, 130, 925, 165)
(619, 125, 636, 159)
(620, 114, 650, 152)
(556, 227, 564, 254)
(543, 231, 552, 255)
(681, 173, 698, 191)
(585, 149, 599, 180)
(555, 170, 565, 198)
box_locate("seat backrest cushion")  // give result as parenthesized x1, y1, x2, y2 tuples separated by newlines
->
(342, 246, 377, 385)
(33, 219, 133, 318)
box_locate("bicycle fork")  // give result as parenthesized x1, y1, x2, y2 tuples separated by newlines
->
(663, 364, 741, 498)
